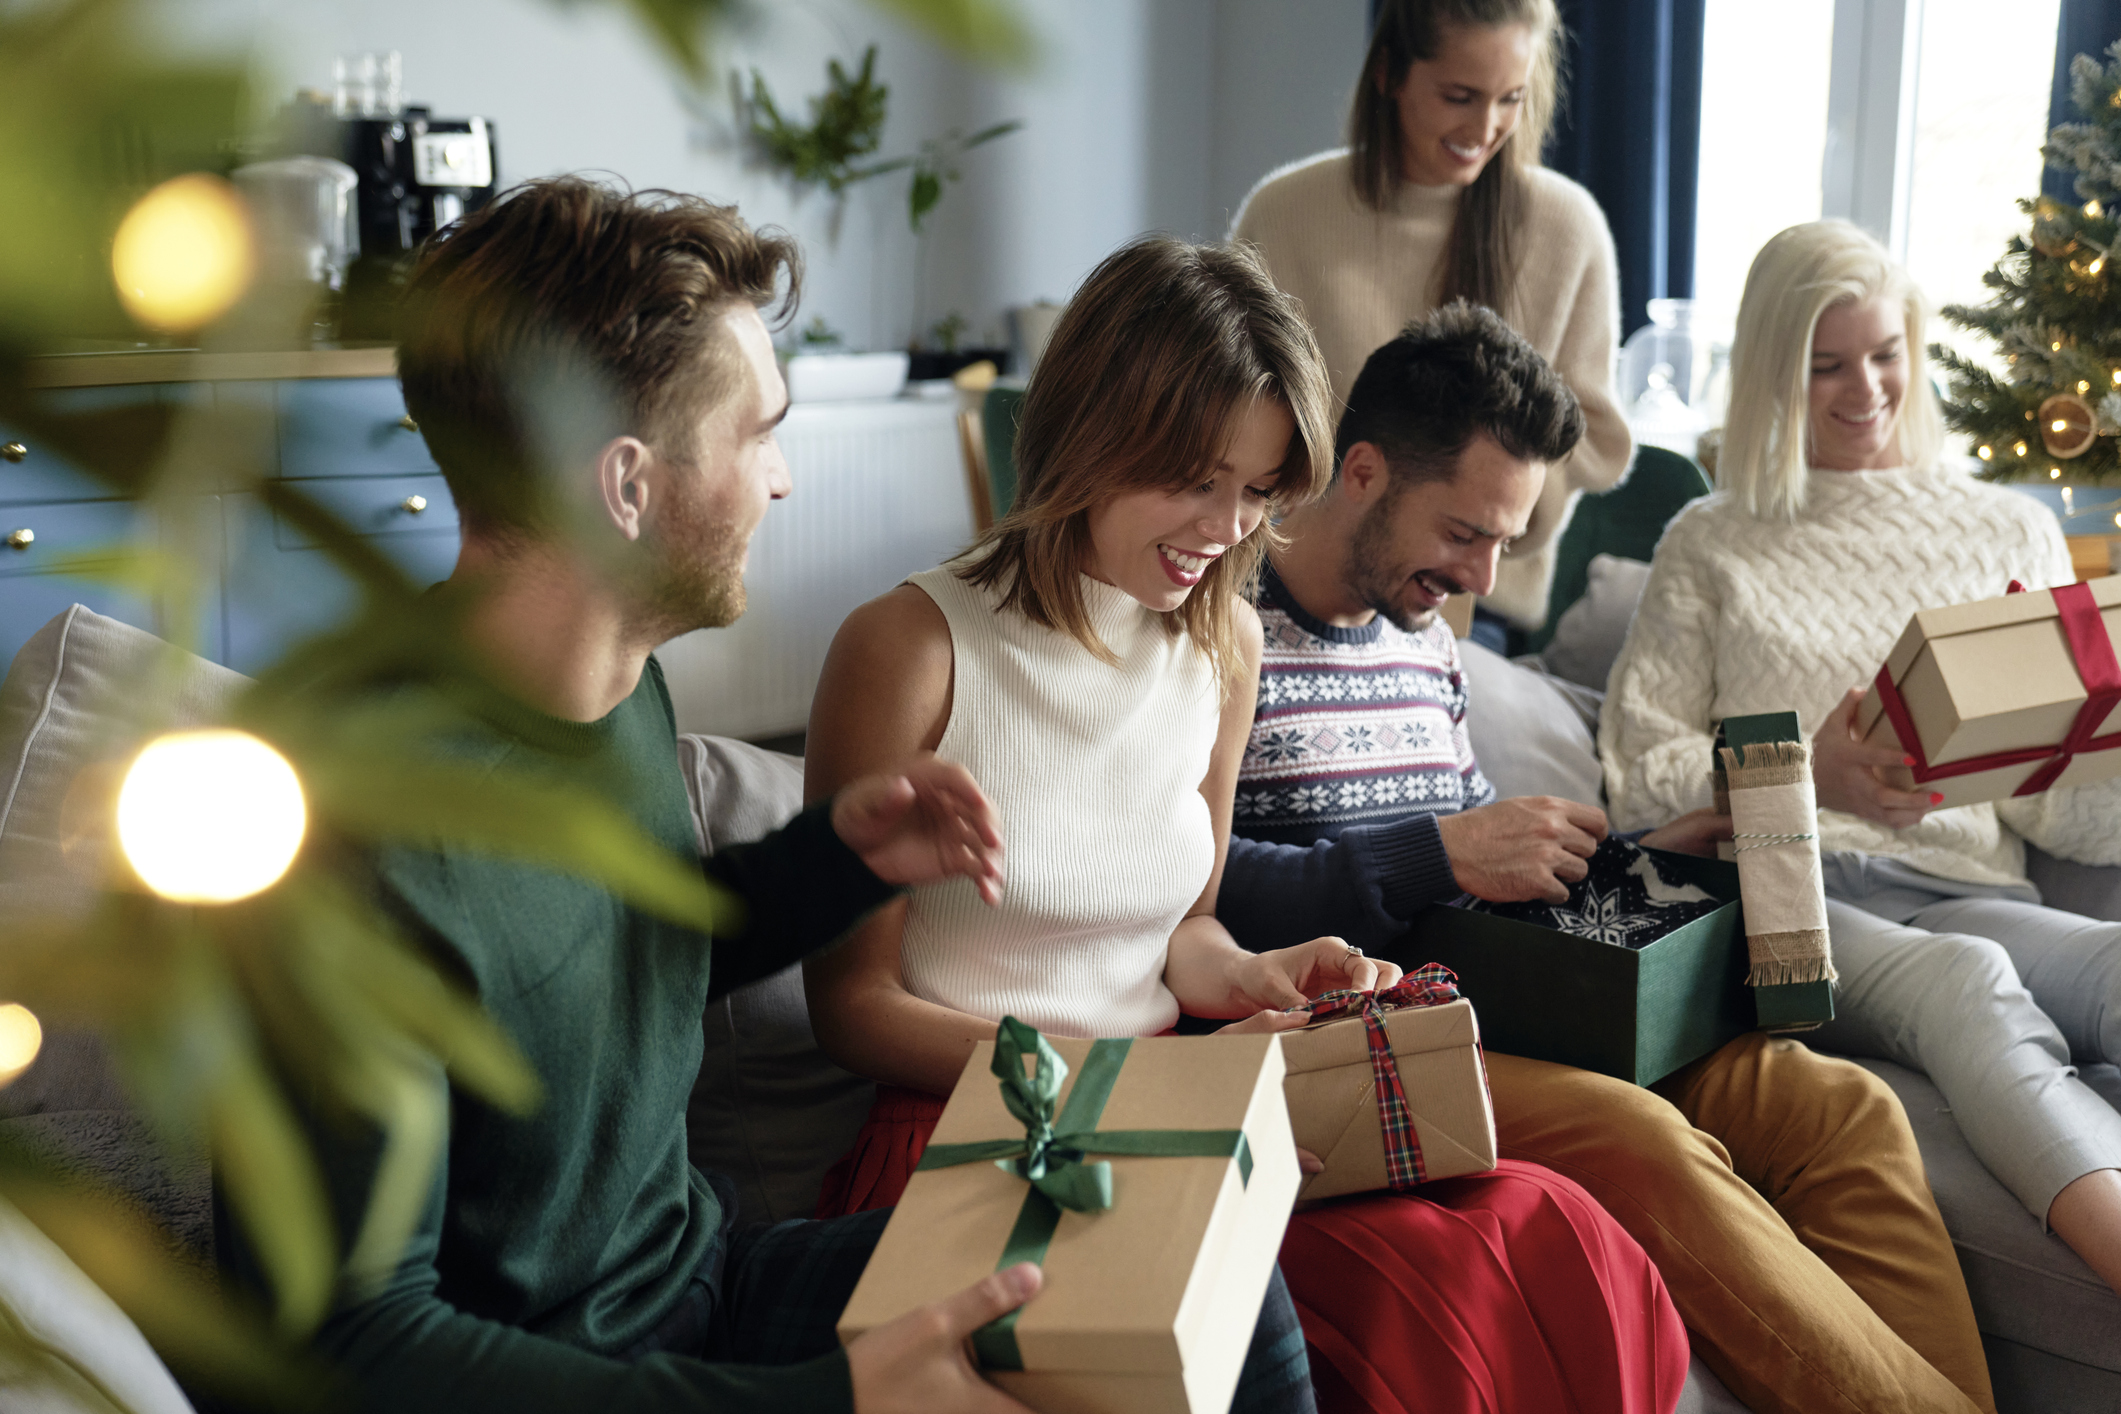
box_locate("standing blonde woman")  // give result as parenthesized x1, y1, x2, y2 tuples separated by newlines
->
(1232, 0, 1630, 632)
(1603, 218, 2121, 1301)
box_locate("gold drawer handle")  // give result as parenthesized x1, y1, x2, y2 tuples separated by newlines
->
(1, 442, 25, 463)
(397, 415, 418, 432)
(5, 528, 33, 550)
(401, 495, 428, 515)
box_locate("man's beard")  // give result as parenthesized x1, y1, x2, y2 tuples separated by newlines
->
(1344, 494, 1462, 633)
(637, 479, 749, 639)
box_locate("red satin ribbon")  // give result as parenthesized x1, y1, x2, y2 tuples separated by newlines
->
(1303, 965, 1463, 1191)
(1872, 581, 2121, 797)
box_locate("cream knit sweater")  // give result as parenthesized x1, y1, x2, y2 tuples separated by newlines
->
(1231, 149, 1632, 627)
(1600, 463, 2121, 885)
(898, 564, 1221, 1039)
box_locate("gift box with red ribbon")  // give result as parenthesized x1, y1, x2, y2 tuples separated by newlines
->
(1857, 576, 2121, 809)
(1278, 966, 1497, 1203)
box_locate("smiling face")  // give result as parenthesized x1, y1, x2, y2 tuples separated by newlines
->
(1342, 433, 1544, 631)
(1084, 398, 1294, 613)
(1391, 22, 1535, 187)
(1806, 296, 1908, 472)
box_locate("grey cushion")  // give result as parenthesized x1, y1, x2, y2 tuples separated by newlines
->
(1855, 1057, 2121, 1408)
(677, 735, 874, 1225)
(2025, 844, 2121, 922)
(1459, 640, 1606, 807)
(1541, 554, 1653, 692)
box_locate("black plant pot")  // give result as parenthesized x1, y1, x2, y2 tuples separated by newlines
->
(906, 347, 1013, 381)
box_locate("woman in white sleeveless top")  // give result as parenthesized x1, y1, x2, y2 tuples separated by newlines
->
(802, 236, 1687, 1413)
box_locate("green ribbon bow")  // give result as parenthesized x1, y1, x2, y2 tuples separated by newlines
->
(914, 1017, 1255, 1370)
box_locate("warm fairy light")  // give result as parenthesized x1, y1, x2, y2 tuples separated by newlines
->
(2052, 467, 2064, 479)
(116, 731, 306, 903)
(2090, 200, 2106, 217)
(2016, 440, 2030, 455)
(110, 174, 255, 332)
(2055, 419, 2071, 432)
(2054, 340, 2066, 351)
(1978, 445, 1994, 460)
(2093, 258, 2108, 276)
(2081, 381, 2095, 393)
(2113, 369, 2121, 386)
(0, 1005, 41, 1088)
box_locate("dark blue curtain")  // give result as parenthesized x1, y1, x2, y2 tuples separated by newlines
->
(1542, 0, 1706, 339)
(2047, 0, 2121, 200)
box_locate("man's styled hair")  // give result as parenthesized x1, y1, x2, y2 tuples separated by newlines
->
(1719, 219, 1943, 522)
(1335, 301, 1584, 488)
(396, 177, 800, 538)
(959, 236, 1334, 693)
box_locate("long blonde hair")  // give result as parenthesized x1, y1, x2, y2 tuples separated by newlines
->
(1346, 0, 1565, 315)
(960, 237, 1334, 693)
(1720, 220, 1944, 521)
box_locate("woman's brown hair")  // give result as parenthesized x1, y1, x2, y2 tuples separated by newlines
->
(959, 236, 1333, 693)
(1347, 0, 1564, 317)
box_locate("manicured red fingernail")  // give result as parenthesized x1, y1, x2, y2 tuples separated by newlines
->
(1903, 755, 1917, 767)
(1929, 792, 1944, 805)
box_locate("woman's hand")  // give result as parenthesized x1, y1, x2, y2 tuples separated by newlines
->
(1638, 807, 1733, 857)
(1210, 936, 1405, 1035)
(1810, 686, 1939, 829)
(833, 753, 1006, 904)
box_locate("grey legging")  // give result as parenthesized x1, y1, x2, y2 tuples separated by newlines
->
(1814, 889, 2121, 1220)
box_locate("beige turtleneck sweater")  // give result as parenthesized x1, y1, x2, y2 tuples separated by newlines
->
(1600, 463, 2121, 884)
(1231, 149, 1632, 628)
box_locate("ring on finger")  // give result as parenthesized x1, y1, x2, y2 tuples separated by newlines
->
(1343, 943, 1364, 960)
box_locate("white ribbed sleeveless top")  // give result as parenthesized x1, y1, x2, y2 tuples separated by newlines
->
(900, 564, 1222, 1038)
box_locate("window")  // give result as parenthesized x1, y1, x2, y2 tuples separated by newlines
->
(1902, 0, 2065, 368)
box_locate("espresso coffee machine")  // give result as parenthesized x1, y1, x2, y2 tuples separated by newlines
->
(280, 54, 499, 338)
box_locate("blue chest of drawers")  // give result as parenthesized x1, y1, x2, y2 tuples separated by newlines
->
(0, 351, 460, 675)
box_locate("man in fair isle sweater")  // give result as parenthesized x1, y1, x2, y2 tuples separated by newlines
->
(1218, 305, 2000, 1414)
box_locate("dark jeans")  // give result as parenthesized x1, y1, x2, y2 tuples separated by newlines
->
(632, 1205, 1315, 1414)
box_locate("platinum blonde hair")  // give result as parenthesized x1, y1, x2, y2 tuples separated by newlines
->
(1719, 219, 1944, 521)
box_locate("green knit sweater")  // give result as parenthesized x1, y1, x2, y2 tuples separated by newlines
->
(294, 658, 894, 1411)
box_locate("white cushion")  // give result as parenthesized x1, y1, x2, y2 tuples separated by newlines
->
(0, 605, 246, 918)
(0, 1195, 196, 1414)
(1542, 554, 1654, 692)
(676, 735, 875, 1224)
(1459, 640, 1606, 808)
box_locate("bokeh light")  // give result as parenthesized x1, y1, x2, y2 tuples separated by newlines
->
(110, 173, 256, 332)
(0, 1005, 42, 1089)
(116, 731, 306, 903)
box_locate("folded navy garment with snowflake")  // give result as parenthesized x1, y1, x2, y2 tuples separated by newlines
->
(1461, 838, 1723, 948)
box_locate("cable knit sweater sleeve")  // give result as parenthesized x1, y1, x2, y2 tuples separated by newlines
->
(1597, 499, 1723, 830)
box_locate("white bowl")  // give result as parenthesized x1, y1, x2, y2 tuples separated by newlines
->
(784, 351, 910, 403)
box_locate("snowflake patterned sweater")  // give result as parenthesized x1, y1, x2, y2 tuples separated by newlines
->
(1220, 565, 1494, 951)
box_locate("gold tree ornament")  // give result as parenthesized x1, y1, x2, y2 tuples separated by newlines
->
(2040, 391, 2099, 459)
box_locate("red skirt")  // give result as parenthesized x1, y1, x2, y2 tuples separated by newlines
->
(818, 1087, 1686, 1414)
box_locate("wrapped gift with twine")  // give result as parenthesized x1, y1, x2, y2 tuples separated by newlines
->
(837, 1018, 1298, 1414)
(1717, 714, 1836, 1031)
(1278, 965, 1496, 1202)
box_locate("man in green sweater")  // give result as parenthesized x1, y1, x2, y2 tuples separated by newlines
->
(207, 178, 1075, 1414)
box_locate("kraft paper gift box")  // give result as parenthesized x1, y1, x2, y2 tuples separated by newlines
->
(1714, 712, 1836, 1032)
(1382, 850, 1750, 1087)
(1856, 575, 2121, 809)
(837, 1024, 1299, 1414)
(1278, 978, 1496, 1203)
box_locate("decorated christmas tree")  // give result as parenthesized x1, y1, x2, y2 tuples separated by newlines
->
(1937, 42, 2121, 483)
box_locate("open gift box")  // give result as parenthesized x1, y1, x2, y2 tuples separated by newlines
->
(1380, 850, 1751, 1087)
(837, 1025, 1299, 1414)
(1857, 575, 2121, 809)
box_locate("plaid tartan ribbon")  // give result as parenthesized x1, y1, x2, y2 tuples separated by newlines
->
(1296, 964, 1463, 1192)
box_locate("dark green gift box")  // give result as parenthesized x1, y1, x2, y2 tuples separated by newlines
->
(1380, 849, 1750, 1087)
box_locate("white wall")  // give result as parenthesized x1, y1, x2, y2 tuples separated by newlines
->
(161, 0, 1366, 357)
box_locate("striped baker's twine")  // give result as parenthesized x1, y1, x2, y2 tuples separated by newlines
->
(1733, 831, 1816, 854)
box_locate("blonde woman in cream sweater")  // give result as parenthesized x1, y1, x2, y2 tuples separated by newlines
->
(1232, 0, 1629, 630)
(1602, 219, 2121, 1296)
